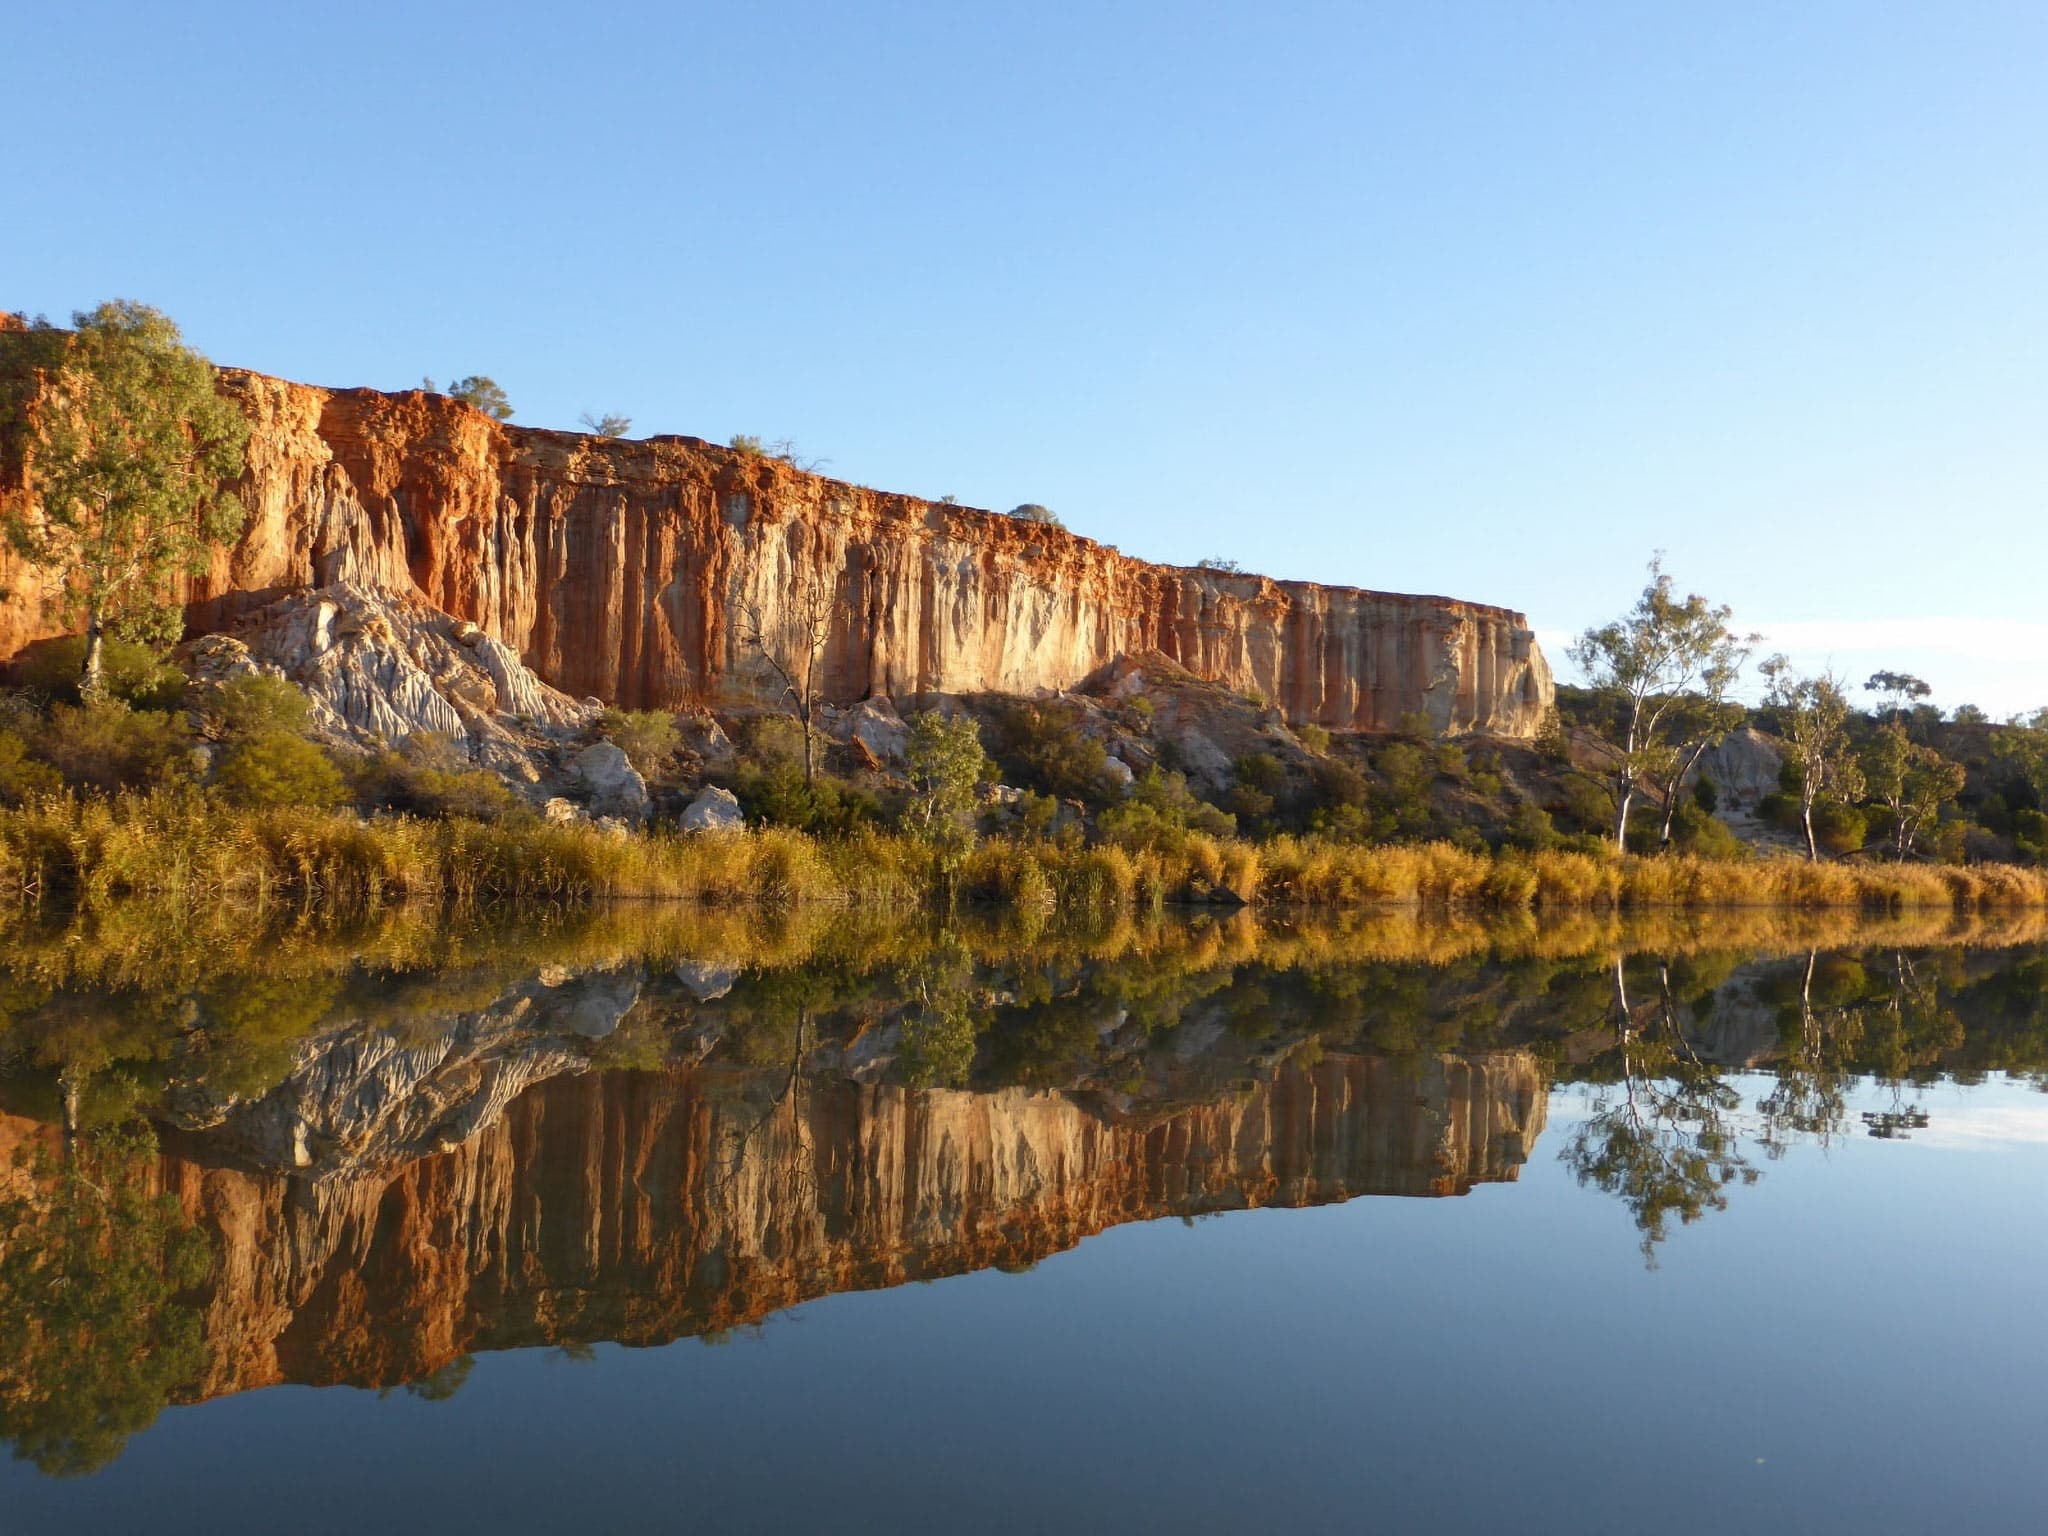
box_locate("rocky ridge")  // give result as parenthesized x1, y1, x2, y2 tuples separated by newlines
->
(0, 345, 1555, 737)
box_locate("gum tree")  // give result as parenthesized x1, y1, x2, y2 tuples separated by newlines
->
(1, 302, 248, 697)
(1569, 556, 1755, 850)
(1762, 658, 1866, 862)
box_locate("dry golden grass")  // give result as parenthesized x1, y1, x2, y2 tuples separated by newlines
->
(1, 794, 2043, 921)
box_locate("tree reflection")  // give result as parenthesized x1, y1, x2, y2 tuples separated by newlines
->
(1561, 956, 1756, 1266)
(0, 1123, 209, 1476)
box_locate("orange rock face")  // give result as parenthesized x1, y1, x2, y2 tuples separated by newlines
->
(144, 1049, 1544, 1400)
(1, 361, 1554, 733)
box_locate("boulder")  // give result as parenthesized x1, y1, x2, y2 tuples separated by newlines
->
(542, 798, 585, 825)
(1100, 754, 1135, 792)
(681, 784, 744, 833)
(575, 740, 649, 823)
(849, 697, 909, 765)
(673, 960, 737, 1002)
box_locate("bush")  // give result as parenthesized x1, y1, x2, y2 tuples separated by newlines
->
(988, 700, 1109, 804)
(353, 734, 526, 822)
(1296, 723, 1331, 754)
(16, 636, 185, 710)
(731, 760, 878, 835)
(36, 702, 196, 794)
(598, 708, 678, 779)
(213, 734, 347, 810)
(0, 731, 62, 806)
(203, 673, 310, 740)
(1811, 800, 1868, 857)
(1007, 504, 1062, 527)
(1099, 767, 1235, 850)
(1506, 801, 1560, 851)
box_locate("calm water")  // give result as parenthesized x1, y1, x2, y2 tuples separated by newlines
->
(0, 907, 2044, 1534)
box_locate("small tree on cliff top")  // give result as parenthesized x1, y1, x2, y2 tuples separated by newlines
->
(1, 302, 249, 696)
(1569, 555, 1754, 851)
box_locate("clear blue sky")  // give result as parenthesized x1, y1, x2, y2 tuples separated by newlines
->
(8, 1, 2044, 713)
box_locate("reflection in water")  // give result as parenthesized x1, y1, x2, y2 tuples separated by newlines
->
(0, 905, 2045, 1475)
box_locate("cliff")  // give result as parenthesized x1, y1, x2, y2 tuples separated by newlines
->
(0, 352, 1553, 734)
(146, 1048, 1544, 1400)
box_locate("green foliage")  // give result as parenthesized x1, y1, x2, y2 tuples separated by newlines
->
(36, 702, 195, 794)
(731, 759, 878, 835)
(213, 732, 347, 810)
(1506, 800, 1560, 851)
(0, 1124, 210, 1476)
(901, 711, 989, 875)
(598, 707, 679, 779)
(1810, 799, 1868, 857)
(579, 411, 632, 437)
(1692, 774, 1718, 815)
(1007, 503, 1062, 527)
(15, 636, 185, 709)
(0, 732, 62, 807)
(729, 432, 765, 455)
(1195, 557, 1241, 573)
(353, 733, 525, 822)
(1532, 706, 1570, 763)
(1375, 742, 1432, 819)
(1, 302, 248, 690)
(203, 672, 309, 740)
(988, 700, 1109, 804)
(444, 375, 512, 420)
(1098, 767, 1235, 850)
(1296, 722, 1331, 754)
(1763, 660, 1865, 860)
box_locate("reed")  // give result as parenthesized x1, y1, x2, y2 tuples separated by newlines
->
(1, 793, 2044, 919)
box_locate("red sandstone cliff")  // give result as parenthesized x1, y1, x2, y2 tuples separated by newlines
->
(0, 357, 1554, 734)
(138, 1049, 1543, 1400)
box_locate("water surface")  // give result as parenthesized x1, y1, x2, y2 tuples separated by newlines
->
(1, 906, 2043, 1533)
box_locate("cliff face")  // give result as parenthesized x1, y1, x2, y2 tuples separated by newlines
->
(0, 361, 1554, 734)
(150, 1049, 1544, 1400)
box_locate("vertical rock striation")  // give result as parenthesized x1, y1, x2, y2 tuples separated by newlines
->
(0, 351, 1553, 734)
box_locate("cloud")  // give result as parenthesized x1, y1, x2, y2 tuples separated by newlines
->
(1906, 1103, 2048, 1151)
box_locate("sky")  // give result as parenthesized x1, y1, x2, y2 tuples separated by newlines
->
(7, 1, 2044, 715)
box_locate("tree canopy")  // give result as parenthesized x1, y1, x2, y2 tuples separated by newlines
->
(1, 302, 249, 695)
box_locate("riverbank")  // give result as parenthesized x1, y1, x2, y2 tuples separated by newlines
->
(4, 792, 2046, 917)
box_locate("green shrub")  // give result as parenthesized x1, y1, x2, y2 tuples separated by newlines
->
(36, 702, 196, 793)
(988, 700, 1109, 804)
(213, 734, 347, 809)
(0, 731, 62, 806)
(203, 673, 310, 740)
(353, 734, 525, 822)
(1099, 767, 1234, 850)
(1811, 799, 1868, 856)
(598, 707, 679, 778)
(1506, 801, 1560, 851)
(17, 636, 185, 709)
(1296, 723, 1331, 754)
(1007, 503, 1062, 527)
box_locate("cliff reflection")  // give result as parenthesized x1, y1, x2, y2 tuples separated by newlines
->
(1, 906, 2045, 1474)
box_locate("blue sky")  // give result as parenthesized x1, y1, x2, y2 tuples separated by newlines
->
(7, 1, 2044, 714)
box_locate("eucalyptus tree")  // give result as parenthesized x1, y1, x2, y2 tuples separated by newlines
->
(1762, 658, 1866, 861)
(1568, 556, 1755, 850)
(1, 302, 248, 696)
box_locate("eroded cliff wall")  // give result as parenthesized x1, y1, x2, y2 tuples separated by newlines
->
(0, 360, 1554, 733)
(145, 1050, 1544, 1399)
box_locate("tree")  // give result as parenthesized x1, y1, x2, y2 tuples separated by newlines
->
(1007, 503, 1062, 526)
(1762, 658, 1866, 861)
(1644, 692, 1747, 849)
(1, 302, 249, 697)
(579, 411, 632, 437)
(1860, 720, 1965, 861)
(1863, 670, 1932, 724)
(1992, 709, 2048, 810)
(735, 582, 836, 785)
(1568, 556, 1755, 850)
(902, 711, 989, 882)
(445, 376, 512, 421)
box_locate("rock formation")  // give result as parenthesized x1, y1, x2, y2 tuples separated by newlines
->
(0, 345, 1555, 735)
(143, 1046, 1544, 1402)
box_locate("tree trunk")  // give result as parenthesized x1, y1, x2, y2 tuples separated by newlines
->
(1613, 782, 1634, 852)
(80, 610, 106, 700)
(1802, 797, 1819, 861)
